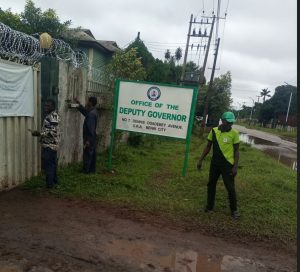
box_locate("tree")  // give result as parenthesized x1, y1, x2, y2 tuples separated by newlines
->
(260, 88, 271, 103)
(208, 72, 232, 124)
(257, 101, 275, 125)
(22, 0, 71, 37)
(104, 47, 146, 89)
(257, 84, 297, 124)
(0, 1, 71, 38)
(147, 58, 169, 83)
(126, 38, 155, 70)
(174, 47, 182, 64)
(125, 37, 199, 86)
(164, 49, 171, 62)
(0, 8, 30, 33)
(185, 61, 200, 74)
(196, 72, 232, 126)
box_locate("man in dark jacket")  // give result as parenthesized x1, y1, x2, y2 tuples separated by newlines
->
(75, 96, 98, 173)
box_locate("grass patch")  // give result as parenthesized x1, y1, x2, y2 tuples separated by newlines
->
(24, 136, 297, 249)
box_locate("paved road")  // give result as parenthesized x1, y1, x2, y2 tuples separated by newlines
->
(233, 125, 297, 153)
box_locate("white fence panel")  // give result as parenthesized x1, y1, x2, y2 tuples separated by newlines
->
(0, 60, 41, 190)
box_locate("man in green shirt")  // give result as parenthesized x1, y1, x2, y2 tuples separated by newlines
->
(197, 112, 240, 219)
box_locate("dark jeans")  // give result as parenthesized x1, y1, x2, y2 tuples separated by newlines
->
(206, 162, 237, 212)
(83, 145, 96, 173)
(42, 147, 58, 188)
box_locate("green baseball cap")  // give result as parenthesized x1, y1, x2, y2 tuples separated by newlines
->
(222, 111, 236, 123)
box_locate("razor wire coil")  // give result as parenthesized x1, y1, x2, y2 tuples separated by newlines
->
(0, 22, 88, 68)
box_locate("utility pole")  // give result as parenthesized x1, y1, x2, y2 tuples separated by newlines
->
(196, 15, 215, 125)
(284, 82, 293, 124)
(199, 15, 215, 86)
(181, 15, 215, 85)
(285, 91, 293, 124)
(200, 37, 220, 129)
(249, 97, 255, 125)
(180, 14, 193, 84)
(236, 102, 242, 121)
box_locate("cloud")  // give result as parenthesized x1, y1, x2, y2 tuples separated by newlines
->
(1, 0, 297, 107)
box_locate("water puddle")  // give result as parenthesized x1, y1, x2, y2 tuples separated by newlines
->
(239, 133, 297, 170)
(104, 239, 265, 271)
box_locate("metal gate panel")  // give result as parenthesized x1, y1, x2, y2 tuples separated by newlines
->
(0, 61, 41, 190)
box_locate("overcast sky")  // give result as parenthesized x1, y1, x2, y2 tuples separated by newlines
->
(1, 0, 297, 107)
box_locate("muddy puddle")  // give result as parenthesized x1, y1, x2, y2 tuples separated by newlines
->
(239, 133, 297, 170)
(104, 239, 265, 272)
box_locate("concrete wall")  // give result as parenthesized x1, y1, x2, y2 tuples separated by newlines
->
(97, 92, 113, 153)
(57, 62, 114, 162)
(57, 62, 87, 165)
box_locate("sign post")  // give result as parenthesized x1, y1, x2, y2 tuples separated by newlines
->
(108, 79, 198, 177)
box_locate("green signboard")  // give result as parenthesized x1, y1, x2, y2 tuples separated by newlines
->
(109, 79, 198, 177)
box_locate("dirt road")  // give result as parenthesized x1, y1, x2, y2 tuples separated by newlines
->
(0, 189, 296, 272)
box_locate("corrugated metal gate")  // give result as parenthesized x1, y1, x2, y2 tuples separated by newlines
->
(0, 60, 41, 190)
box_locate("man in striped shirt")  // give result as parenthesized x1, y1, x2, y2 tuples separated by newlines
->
(31, 99, 60, 188)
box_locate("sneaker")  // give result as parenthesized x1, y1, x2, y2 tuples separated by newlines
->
(231, 211, 240, 219)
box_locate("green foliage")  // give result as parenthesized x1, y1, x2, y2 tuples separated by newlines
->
(174, 47, 182, 63)
(257, 101, 275, 123)
(197, 71, 232, 124)
(164, 49, 171, 61)
(260, 88, 271, 103)
(104, 47, 146, 88)
(185, 61, 199, 72)
(147, 58, 169, 83)
(269, 85, 297, 116)
(126, 39, 155, 69)
(127, 133, 144, 147)
(0, 8, 30, 33)
(1, 0, 71, 38)
(126, 39, 189, 85)
(21, 0, 71, 37)
(257, 84, 297, 123)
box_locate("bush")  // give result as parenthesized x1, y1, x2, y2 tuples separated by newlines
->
(128, 133, 144, 147)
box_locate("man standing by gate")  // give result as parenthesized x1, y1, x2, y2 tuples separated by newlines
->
(197, 111, 240, 219)
(31, 99, 60, 188)
(75, 97, 98, 174)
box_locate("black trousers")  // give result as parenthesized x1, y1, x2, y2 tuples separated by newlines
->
(206, 162, 237, 212)
(42, 147, 58, 188)
(83, 145, 96, 173)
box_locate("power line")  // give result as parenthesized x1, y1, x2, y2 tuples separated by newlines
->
(143, 40, 186, 45)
